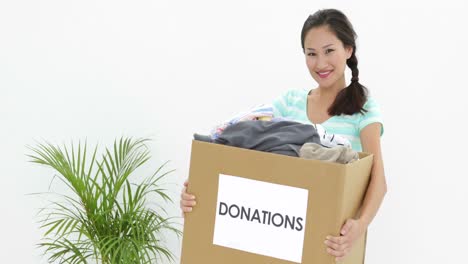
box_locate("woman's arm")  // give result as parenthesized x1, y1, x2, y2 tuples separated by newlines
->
(358, 122, 387, 227)
(325, 122, 387, 261)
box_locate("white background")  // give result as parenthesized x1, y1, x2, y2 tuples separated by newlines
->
(1, 0, 467, 263)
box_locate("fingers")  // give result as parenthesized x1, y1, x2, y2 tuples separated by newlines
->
(180, 181, 196, 215)
(180, 204, 194, 213)
(180, 187, 196, 201)
(181, 199, 195, 213)
(325, 236, 347, 251)
(180, 198, 197, 207)
(180, 198, 195, 213)
(340, 219, 353, 235)
(324, 235, 349, 258)
(326, 247, 348, 258)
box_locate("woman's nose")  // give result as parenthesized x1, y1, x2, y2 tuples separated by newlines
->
(315, 55, 328, 70)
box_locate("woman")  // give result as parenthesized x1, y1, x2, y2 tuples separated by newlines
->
(181, 9, 387, 261)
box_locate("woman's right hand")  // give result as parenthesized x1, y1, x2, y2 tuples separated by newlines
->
(180, 179, 196, 215)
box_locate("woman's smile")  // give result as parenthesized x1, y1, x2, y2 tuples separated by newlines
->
(317, 70, 333, 79)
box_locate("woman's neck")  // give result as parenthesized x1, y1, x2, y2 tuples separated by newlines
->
(314, 75, 347, 100)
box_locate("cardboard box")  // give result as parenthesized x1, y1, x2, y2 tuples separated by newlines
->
(181, 140, 373, 264)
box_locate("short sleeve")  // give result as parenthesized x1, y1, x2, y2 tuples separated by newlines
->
(358, 97, 384, 136)
(271, 90, 292, 118)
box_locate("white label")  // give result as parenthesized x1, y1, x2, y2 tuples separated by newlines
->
(213, 174, 309, 263)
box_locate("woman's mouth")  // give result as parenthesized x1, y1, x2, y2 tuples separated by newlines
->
(317, 70, 333, 79)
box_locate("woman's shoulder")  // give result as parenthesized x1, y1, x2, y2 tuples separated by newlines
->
(359, 95, 384, 135)
(362, 95, 382, 112)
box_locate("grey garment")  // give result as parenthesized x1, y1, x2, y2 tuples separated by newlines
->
(299, 142, 359, 164)
(193, 133, 212, 142)
(199, 120, 321, 157)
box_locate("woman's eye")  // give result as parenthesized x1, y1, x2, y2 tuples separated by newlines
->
(307, 53, 316, 56)
(325, 49, 334, 54)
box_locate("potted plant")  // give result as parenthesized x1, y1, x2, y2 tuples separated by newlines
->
(28, 137, 181, 263)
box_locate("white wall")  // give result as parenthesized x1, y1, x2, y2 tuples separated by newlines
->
(1, 0, 467, 263)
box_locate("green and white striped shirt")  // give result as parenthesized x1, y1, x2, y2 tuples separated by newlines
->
(272, 88, 384, 152)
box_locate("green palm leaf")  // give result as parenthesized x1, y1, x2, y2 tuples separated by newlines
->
(29, 137, 181, 264)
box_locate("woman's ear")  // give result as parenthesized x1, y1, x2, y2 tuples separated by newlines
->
(345, 46, 353, 59)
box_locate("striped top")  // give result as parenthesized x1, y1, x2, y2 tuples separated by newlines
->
(272, 88, 384, 152)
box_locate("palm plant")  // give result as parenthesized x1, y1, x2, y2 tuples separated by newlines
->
(28, 137, 181, 264)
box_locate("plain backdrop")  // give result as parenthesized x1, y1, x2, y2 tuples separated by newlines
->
(1, 0, 467, 263)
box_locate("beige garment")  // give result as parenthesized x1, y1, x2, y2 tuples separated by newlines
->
(299, 142, 359, 164)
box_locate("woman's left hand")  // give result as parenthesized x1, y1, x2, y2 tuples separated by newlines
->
(324, 218, 366, 261)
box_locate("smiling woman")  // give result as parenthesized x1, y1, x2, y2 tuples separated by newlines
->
(300, 9, 367, 117)
(181, 8, 387, 262)
(304, 29, 353, 91)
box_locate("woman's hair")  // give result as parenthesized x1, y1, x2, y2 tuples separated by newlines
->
(301, 9, 368, 115)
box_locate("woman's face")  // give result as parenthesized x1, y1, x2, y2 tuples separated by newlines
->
(304, 25, 353, 89)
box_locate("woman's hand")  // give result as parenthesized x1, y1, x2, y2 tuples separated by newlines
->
(180, 180, 196, 216)
(324, 218, 366, 261)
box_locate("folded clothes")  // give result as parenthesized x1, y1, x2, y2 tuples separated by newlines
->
(196, 120, 321, 157)
(313, 123, 352, 148)
(299, 142, 359, 164)
(209, 104, 352, 150)
(210, 104, 291, 140)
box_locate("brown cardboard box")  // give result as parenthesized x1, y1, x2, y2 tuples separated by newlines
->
(181, 140, 373, 264)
